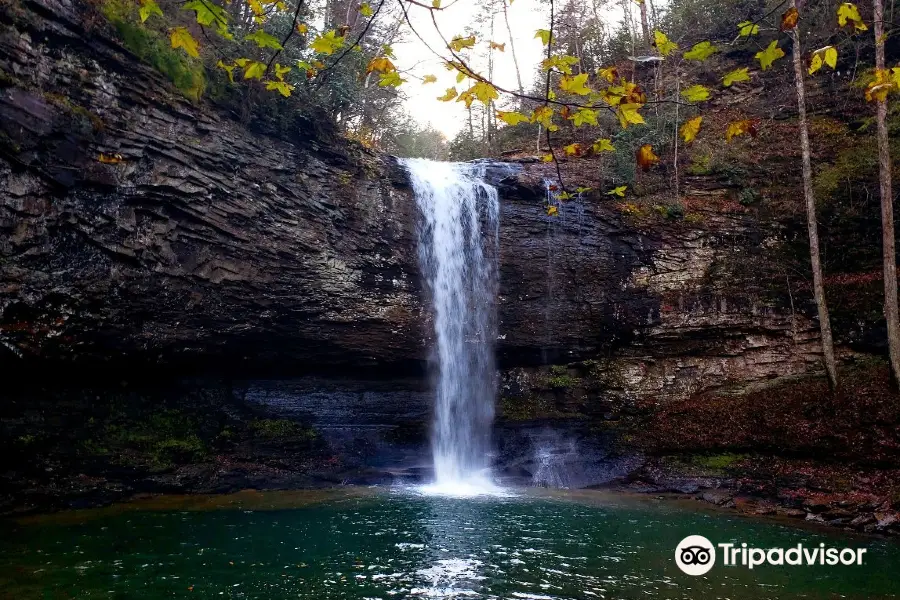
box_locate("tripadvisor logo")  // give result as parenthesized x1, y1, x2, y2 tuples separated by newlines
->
(675, 535, 867, 576)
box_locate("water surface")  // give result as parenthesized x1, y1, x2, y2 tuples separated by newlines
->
(1, 487, 897, 599)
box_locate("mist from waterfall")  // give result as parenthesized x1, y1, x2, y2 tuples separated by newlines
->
(401, 158, 501, 496)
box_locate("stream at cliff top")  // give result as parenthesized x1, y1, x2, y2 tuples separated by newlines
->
(1, 487, 898, 599)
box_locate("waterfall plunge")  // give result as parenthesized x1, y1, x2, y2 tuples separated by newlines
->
(401, 158, 502, 496)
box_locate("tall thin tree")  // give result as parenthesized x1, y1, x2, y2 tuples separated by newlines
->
(788, 0, 839, 387)
(874, 0, 900, 383)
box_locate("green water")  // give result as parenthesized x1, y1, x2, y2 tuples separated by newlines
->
(1, 488, 898, 599)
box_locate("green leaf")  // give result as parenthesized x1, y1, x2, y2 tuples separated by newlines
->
(360, 2, 373, 16)
(139, 0, 163, 23)
(182, 0, 228, 27)
(683, 41, 717, 61)
(245, 30, 283, 50)
(535, 29, 552, 45)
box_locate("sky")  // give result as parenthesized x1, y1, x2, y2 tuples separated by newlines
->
(391, 0, 624, 138)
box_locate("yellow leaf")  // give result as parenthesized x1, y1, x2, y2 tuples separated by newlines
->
(310, 30, 345, 55)
(422, 74, 437, 84)
(683, 41, 717, 61)
(737, 21, 759, 37)
(248, 0, 264, 16)
(98, 153, 123, 164)
(245, 30, 283, 50)
(559, 73, 591, 96)
(809, 53, 824, 75)
(437, 87, 458, 101)
(564, 143, 585, 156)
(530, 105, 555, 129)
(542, 153, 554, 162)
(865, 69, 893, 102)
(379, 71, 404, 87)
(592, 138, 615, 153)
(274, 63, 291, 80)
(653, 30, 678, 56)
(809, 46, 838, 75)
(825, 46, 838, 69)
(265, 80, 294, 97)
(216, 59, 236, 82)
(723, 67, 751, 87)
(242, 60, 266, 80)
(570, 108, 599, 127)
(681, 85, 710, 102)
(726, 119, 758, 142)
(616, 103, 645, 129)
(139, 0, 163, 23)
(497, 110, 529, 125)
(755, 40, 785, 71)
(170, 27, 199, 58)
(366, 56, 396, 73)
(432, 0, 440, 7)
(597, 66, 618, 83)
(359, 2, 373, 17)
(542, 55, 579, 74)
(449, 35, 476, 51)
(607, 186, 627, 197)
(636, 144, 659, 171)
(547, 205, 559, 216)
(296, 22, 308, 34)
(680, 116, 702, 143)
(466, 81, 498, 104)
(837, 3, 867, 31)
(535, 29, 552, 45)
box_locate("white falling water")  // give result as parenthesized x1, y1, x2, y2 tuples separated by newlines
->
(401, 158, 501, 496)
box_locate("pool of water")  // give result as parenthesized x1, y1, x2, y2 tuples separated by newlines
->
(1, 487, 897, 599)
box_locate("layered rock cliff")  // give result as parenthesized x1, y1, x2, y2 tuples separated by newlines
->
(1, 1, 824, 404)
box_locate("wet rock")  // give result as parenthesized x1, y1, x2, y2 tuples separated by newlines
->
(699, 490, 734, 506)
(775, 507, 807, 518)
(874, 512, 899, 530)
(849, 514, 876, 528)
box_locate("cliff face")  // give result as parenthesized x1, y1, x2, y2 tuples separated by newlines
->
(1, 0, 425, 369)
(1, 0, 822, 400)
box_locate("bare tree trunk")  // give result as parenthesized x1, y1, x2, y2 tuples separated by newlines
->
(875, 0, 900, 382)
(501, 0, 525, 95)
(637, 0, 651, 48)
(789, 1, 838, 388)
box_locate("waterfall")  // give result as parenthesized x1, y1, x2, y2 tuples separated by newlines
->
(401, 158, 501, 495)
